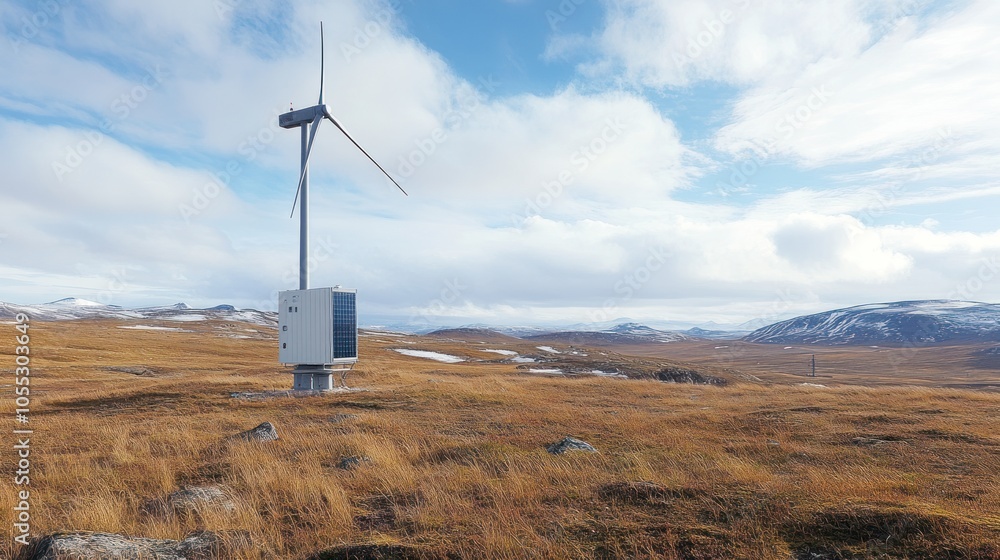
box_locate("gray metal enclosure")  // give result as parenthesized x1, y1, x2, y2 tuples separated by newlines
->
(278, 287, 358, 365)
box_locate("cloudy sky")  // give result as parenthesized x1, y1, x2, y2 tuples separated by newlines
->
(1, 0, 999, 328)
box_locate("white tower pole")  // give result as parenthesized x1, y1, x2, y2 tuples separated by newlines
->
(299, 124, 310, 290)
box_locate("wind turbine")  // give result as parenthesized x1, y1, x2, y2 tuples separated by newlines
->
(279, 21, 407, 291)
(277, 21, 406, 392)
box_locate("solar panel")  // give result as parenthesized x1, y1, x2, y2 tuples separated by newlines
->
(332, 290, 357, 359)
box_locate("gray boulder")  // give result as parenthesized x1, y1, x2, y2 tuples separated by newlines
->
(231, 421, 278, 442)
(16, 530, 250, 559)
(655, 367, 727, 385)
(546, 436, 597, 454)
(336, 456, 372, 470)
(141, 485, 236, 518)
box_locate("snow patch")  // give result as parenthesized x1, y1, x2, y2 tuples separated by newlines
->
(482, 349, 518, 356)
(160, 314, 207, 322)
(536, 346, 561, 354)
(589, 370, 625, 378)
(528, 368, 563, 374)
(392, 349, 464, 363)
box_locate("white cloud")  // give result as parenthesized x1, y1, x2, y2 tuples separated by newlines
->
(584, 0, 879, 88)
(1, 0, 999, 328)
(714, 1, 1000, 180)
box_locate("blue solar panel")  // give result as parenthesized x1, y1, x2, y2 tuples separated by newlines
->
(332, 291, 357, 359)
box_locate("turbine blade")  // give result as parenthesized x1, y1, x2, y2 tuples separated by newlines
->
(324, 110, 409, 196)
(318, 22, 325, 105)
(289, 114, 324, 218)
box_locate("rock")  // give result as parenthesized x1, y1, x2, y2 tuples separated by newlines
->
(655, 367, 727, 385)
(546, 436, 597, 454)
(337, 456, 371, 470)
(167, 486, 235, 514)
(141, 485, 235, 518)
(767, 439, 781, 446)
(231, 421, 278, 442)
(177, 530, 253, 559)
(16, 530, 251, 560)
(17, 532, 178, 560)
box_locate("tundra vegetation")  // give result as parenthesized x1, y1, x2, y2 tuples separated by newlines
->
(1, 320, 997, 559)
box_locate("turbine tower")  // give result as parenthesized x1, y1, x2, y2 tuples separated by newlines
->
(277, 21, 407, 391)
(280, 21, 407, 289)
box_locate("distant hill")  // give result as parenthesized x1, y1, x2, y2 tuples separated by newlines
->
(0, 298, 276, 327)
(426, 327, 523, 343)
(683, 326, 749, 340)
(526, 323, 688, 346)
(744, 300, 1000, 345)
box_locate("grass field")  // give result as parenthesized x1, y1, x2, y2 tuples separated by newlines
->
(1, 319, 999, 559)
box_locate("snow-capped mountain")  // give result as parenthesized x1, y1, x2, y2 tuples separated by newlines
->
(450, 323, 553, 338)
(683, 326, 750, 340)
(525, 322, 689, 345)
(136, 303, 276, 326)
(0, 298, 143, 321)
(602, 322, 689, 342)
(744, 300, 1000, 345)
(0, 299, 276, 327)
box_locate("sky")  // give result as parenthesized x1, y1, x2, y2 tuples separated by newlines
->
(2, 0, 999, 329)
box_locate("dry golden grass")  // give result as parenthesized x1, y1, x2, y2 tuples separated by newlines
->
(1, 319, 998, 559)
(624, 339, 1000, 389)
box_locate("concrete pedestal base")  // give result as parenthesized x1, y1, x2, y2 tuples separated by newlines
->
(291, 364, 351, 391)
(293, 373, 315, 391)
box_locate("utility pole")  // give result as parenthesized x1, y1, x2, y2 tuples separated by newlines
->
(811, 354, 816, 377)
